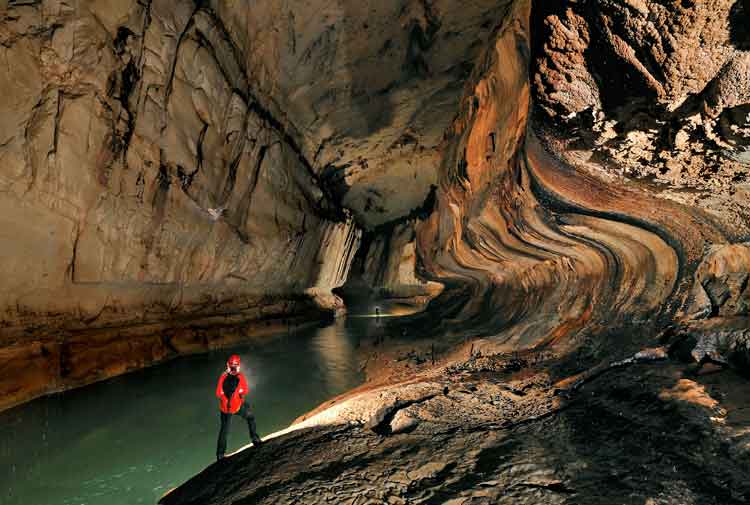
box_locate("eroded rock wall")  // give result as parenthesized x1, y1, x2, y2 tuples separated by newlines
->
(216, 0, 513, 228)
(0, 0, 362, 410)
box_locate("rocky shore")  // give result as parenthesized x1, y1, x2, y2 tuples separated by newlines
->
(160, 342, 750, 504)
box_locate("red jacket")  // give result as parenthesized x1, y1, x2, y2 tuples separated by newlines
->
(216, 371, 248, 414)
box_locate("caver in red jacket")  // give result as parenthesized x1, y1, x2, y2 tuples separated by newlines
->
(216, 360, 249, 414)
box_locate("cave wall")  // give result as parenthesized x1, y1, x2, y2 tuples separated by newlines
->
(0, 0, 366, 328)
(0, 0, 533, 409)
(408, 0, 742, 361)
(0, 0, 363, 410)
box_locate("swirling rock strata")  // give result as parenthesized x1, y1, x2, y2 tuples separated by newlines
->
(407, 0, 729, 359)
(161, 0, 750, 503)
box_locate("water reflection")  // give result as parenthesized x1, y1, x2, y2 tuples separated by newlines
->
(310, 318, 360, 393)
(0, 320, 365, 505)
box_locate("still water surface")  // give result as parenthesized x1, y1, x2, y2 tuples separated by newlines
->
(0, 314, 386, 505)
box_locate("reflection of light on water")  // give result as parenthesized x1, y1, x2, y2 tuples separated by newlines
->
(310, 318, 358, 393)
(0, 319, 367, 505)
(346, 301, 424, 319)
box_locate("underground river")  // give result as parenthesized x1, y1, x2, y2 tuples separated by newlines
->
(0, 308, 401, 505)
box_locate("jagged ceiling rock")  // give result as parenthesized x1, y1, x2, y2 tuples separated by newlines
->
(533, 0, 742, 115)
(531, 0, 750, 234)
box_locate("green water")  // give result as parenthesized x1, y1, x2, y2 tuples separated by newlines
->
(0, 314, 386, 505)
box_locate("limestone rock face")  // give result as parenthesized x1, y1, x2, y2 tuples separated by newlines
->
(1, 0, 749, 438)
(0, 0, 364, 408)
(533, 0, 741, 115)
(5, 0, 741, 501)
(0, 0, 530, 407)
(0, 0, 362, 323)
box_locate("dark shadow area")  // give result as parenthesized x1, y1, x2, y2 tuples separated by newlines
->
(730, 0, 750, 50)
(583, 3, 660, 115)
(537, 364, 750, 504)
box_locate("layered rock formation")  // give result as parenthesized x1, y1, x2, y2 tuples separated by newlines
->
(161, 0, 750, 502)
(399, 0, 739, 361)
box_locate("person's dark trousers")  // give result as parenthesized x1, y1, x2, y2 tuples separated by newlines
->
(216, 402, 262, 460)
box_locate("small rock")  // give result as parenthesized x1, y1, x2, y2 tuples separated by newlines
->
(390, 410, 419, 434)
(410, 461, 449, 482)
(634, 347, 668, 361)
(674, 129, 690, 149)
